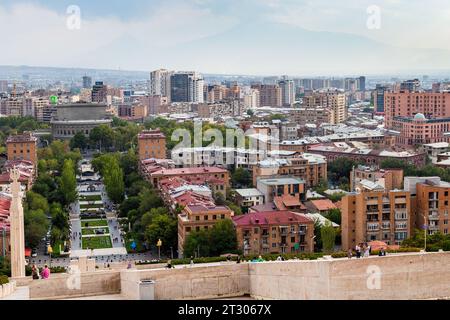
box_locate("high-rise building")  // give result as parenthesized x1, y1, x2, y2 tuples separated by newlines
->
(278, 79, 295, 106)
(0, 80, 7, 93)
(373, 84, 389, 114)
(150, 69, 172, 101)
(302, 90, 347, 124)
(253, 84, 282, 107)
(358, 76, 366, 91)
(170, 72, 204, 103)
(243, 88, 260, 109)
(82, 76, 92, 89)
(91, 81, 108, 103)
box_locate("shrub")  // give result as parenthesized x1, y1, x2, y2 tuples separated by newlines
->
(0, 275, 9, 285)
(50, 266, 67, 273)
(331, 251, 348, 258)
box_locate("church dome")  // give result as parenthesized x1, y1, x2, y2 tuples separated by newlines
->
(414, 113, 426, 120)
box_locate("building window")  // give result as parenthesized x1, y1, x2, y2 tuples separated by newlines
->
(272, 243, 277, 248)
(195, 216, 200, 221)
(204, 215, 208, 221)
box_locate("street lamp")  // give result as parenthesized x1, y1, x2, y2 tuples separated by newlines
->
(422, 214, 428, 252)
(157, 239, 162, 260)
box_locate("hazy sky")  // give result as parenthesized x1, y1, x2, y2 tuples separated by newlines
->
(1, 0, 450, 76)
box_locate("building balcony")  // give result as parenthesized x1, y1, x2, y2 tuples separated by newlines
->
(381, 222, 390, 229)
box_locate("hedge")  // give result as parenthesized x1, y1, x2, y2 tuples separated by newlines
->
(136, 252, 324, 266)
(0, 275, 8, 285)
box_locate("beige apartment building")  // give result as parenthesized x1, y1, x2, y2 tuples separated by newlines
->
(415, 180, 450, 236)
(341, 190, 412, 250)
(289, 107, 333, 125)
(252, 154, 327, 188)
(302, 90, 347, 124)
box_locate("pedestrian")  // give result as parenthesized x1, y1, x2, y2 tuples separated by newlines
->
(32, 264, 40, 280)
(364, 244, 370, 258)
(236, 255, 241, 264)
(226, 255, 232, 262)
(190, 256, 194, 267)
(40, 265, 50, 279)
(347, 248, 353, 259)
(166, 260, 173, 269)
(355, 244, 361, 259)
(276, 255, 282, 261)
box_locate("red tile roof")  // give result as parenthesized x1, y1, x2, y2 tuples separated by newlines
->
(310, 199, 337, 211)
(152, 166, 228, 176)
(233, 210, 313, 227)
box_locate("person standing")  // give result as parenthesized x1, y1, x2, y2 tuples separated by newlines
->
(31, 264, 40, 280)
(355, 244, 361, 259)
(190, 256, 194, 267)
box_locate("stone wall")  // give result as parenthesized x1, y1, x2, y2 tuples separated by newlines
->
(28, 270, 120, 300)
(0, 281, 16, 298)
(120, 263, 249, 300)
(21, 252, 450, 300)
(249, 252, 450, 300)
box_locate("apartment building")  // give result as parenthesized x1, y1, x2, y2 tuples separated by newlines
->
(350, 165, 404, 192)
(149, 166, 230, 197)
(252, 153, 327, 188)
(178, 204, 233, 258)
(6, 132, 38, 166)
(405, 177, 450, 236)
(302, 90, 347, 124)
(233, 210, 314, 255)
(253, 84, 282, 107)
(341, 190, 412, 250)
(256, 176, 305, 204)
(137, 129, 167, 160)
(289, 107, 333, 125)
(235, 188, 265, 211)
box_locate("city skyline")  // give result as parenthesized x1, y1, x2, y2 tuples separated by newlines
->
(2, 0, 450, 76)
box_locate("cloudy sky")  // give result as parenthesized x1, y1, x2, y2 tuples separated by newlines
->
(1, 0, 450, 76)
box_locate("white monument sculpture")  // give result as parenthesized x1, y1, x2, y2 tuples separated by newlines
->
(9, 168, 26, 278)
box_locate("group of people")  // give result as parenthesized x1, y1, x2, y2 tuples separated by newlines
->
(347, 243, 378, 259)
(31, 264, 50, 280)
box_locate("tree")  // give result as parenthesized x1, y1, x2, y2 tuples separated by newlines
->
(328, 158, 359, 186)
(321, 221, 336, 253)
(60, 159, 77, 206)
(231, 168, 252, 187)
(103, 156, 125, 204)
(89, 124, 114, 151)
(144, 214, 177, 252)
(70, 131, 88, 150)
(183, 230, 211, 258)
(209, 219, 238, 256)
(24, 209, 49, 249)
(325, 208, 341, 225)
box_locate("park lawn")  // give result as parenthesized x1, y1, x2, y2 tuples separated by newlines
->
(82, 236, 112, 249)
(81, 227, 110, 236)
(81, 219, 108, 228)
(79, 195, 102, 202)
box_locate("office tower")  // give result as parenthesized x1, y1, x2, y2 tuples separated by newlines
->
(150, 69, 172, 101)
(278, 79, 295, 106)
(373, 84, 388, 114)
(358, 76, 366, 91)
(82, 76, 92, 89)
(170, 72, 204, 103)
